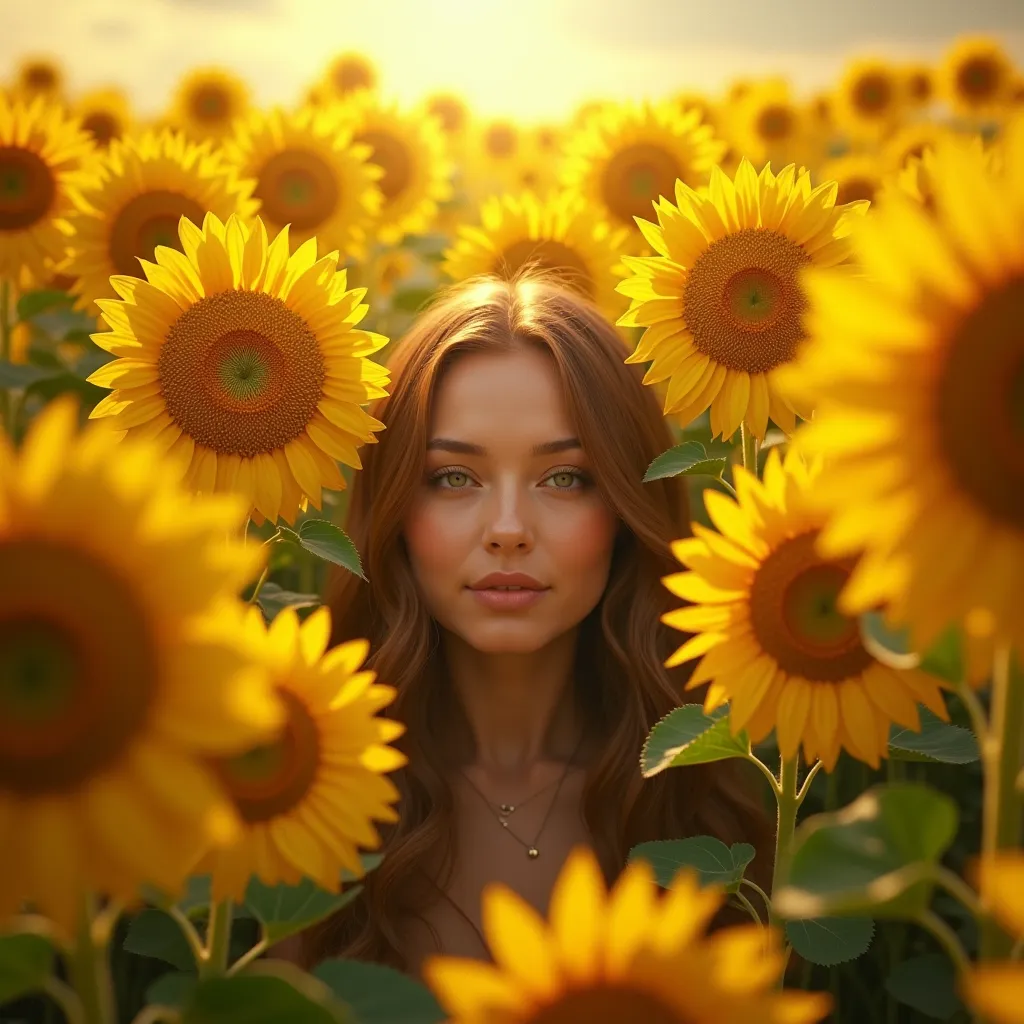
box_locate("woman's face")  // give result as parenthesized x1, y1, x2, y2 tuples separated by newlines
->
(403, 344, 618, 654)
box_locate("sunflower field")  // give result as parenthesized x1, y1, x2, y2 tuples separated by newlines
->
(0, 30, 1023, 1024)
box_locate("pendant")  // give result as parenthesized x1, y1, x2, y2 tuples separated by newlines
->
(499, 819, 509, 828)
(527, 847, 539, 859)
(499, 803, 515, 815)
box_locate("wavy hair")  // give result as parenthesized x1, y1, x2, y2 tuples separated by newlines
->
(302, 274, 773, 971)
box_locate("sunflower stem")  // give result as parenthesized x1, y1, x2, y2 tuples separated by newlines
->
(979, 645, 1024, 961)
(745, 750, 782, 797)
(740, 423, 760, 477)
(165, 904, 205, 969)
(69, 893, 116, 1024)
(43, 977, 85, 1024)
(200, 898, 233, 978)
(732, 889, 764, 927)
(915, 909, 971, 977)
(0, 278, 14, 439)
(249, 564, 271, 605)
(933, 865, 984, 921)
(795, 760, 823, 807)
(740, 877, 772, 917)
(769, 756, 800, 921)
(228, 936, 268, 975)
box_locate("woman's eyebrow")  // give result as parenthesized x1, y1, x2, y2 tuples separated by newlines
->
(426, 437, 582, 456)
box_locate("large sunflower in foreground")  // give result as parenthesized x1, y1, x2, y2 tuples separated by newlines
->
(443, 192, 629, 319)
(940, 36, 1014, 118)
(62, 129, 257, 312)
(0, 399, 282, 933)
(341, 97, 453, 244)
(561, 100, 726, 241)
(198, 607, 405, 899)
(87, 212, 390, 525)
(75, 87, 132, 149)
(779, 123, 1024, 658)
(169, 67, 251, 141)
(225, 104, 383, 259)
(0, 94, 95, 283)
(424, 846, 831, 1024)
(663, 448, 949, 770)
(616, 159, 868, 440)
(835, 59, 903, 139)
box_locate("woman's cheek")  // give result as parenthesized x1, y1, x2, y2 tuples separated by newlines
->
(551, 502, 618, 577)
(404, 497, 465, 576)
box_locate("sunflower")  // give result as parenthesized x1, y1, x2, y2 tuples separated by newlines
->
(424, 93, 470, 138)
(225, 103, 383, 258)
(87, 212, 389, 524)
(62, 128, 257, 312)
(443, 191, 628, 320)
(663, 447, 949, 770)
(940, 36, 1014, 117)
(779, 123, 1024, 660)
(75, 87, 132, 149)
(323, 52, 378, 100)
(0, 398, 283, 933)
(819, 153, 881, 206)
(881, 121, 947, 173)
(0, 94, 95, 284)
(15, 57, 63, 101)
(616, 159, 867, 440)
(424, 846, 831, 1024)
(340, 97, 453, 244)
(561, 100, 726, 240)
(836, 59, 903, 139)
(169, 67, 250, 141)
(730, 79, 805, 167)
(197, 606, 404, 899)
(902, 64, 935, 108)
(961, 854, 1024, 1024)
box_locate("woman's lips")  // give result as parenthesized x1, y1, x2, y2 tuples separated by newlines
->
(467, 587, 549, 611)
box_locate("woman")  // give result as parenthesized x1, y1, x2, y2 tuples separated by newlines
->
(300, 273, 773, 978)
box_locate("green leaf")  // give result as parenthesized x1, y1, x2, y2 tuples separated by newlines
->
(315, 959, 446, 1024)
(0, 361, 62, 389)
(390, 287, 436, 313)
(644, 442, 727, 482)
(888, 708, 979, 764)
(244, 876, 363, 946)
(123, 908, 198, 971)
(885, 952, 964, 1020)
(859, 611, 920, 670)
(296, 520, 365, 580)
(784, 917, 874, 967)
(773, 783, 958, 921)
(919, 627, 966, 686)
(147, 971, 198, 1009)
(628, 837, 756, 893)
(182, 963, 348, 1024)
(641, 704, 749, 777)
(257, 581, 321, 622)
(0, 932, 54, 1003)
(16, 289, 72, 321)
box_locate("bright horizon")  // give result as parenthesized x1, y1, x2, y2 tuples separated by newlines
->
(3, 0, 1024, 121)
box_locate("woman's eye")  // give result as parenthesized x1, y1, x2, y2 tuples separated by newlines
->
(546, 470, 585, 490)
(437, 470, 471, 489)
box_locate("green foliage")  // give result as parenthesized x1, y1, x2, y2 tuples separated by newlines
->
(123, 909, 199, 971)
(280, 520, 365, 579)
(628, 836, 755, 893)
(314, 960, 446, 1024)
(774, 783, 959, 920)
(643, 441, 729, 482)
(244, 877, 364, 946)
(0, 933, 54, 1003)
(256, 581, 322, 621)
(888, 708, 980, 764)
(785, 917, 875, 967)
(885, 952, 965, 1020)
(641, 704, 749, 777)
(15, 289, 73, 321)
(0, 362, 63, 389)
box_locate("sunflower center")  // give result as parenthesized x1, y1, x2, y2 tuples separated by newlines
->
(334, 61, 373, 94)
(159, 290, 324, 458)
(600, 142, 682, 226)
(108, 189, 208, 276)
(354, 129, 412, 202)
(757, 104, 794, 141)
(749, 531, 873, 682)
(191, 84, 230, 122)
(0, 146, 56, 231)
(25, 65, 57, 90)
(213, 689, 320, 823)
(958, 57, 1000, 100)
(254, 149, 340, 231)
(497, 239, 594, 299)
(684, 228, 810, 373)
(853, 73, 893, 115)
(485, 124, 517, 159)
(908, 72, 932, 102)
(82, 111, 121, 146)
(0, 540, 157, 794)
(528, 986, 687, 1024)
(428, 98, 466, 135)
(936, 275, 1024, 529)
(836, 176, 877, 205)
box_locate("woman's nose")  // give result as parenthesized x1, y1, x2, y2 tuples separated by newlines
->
(481, 482, 534, 551)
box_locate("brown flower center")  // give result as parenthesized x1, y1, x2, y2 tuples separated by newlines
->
(836, 176, 877, 205)
(0, 541, 157, 794)
(528, 986, 688, 1024)
(852, 72, 893, 116)
(23, 64, 57, 91)
(109, 190, 207, 276)
(936, 275, 1024, 529)
(749, 531, 873, 682)
(158, 290, 325, 458)
(212, 689, 320, 822)
(255, 149, 340, 231)
(485, 123, 518, 159)
(684, 228, 810, 373)
(908, 72, 932, 103)
(332, 59, 374, 95)
(600, 142, 681, 227)
(0, 146, 56, 231)
(757, 104, 795, 142)
(496, 239, 594, 298)
(957, 56, 1002, 101)
(190, 84, 231, 123)
(82, 111, 122, 146)
(427, 97, 467, 135)
(354, 129, 412, 202)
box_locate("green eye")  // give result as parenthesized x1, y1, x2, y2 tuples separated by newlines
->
(442, 471, 470, 488)
(548, 471, 581, 489)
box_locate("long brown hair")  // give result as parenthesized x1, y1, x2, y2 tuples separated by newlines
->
(303, 274, 773, 970)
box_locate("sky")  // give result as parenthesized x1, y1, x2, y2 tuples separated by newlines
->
(3, 0, 1024, 121)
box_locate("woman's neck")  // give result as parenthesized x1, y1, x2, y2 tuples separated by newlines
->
(440, 627, 584, 778)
